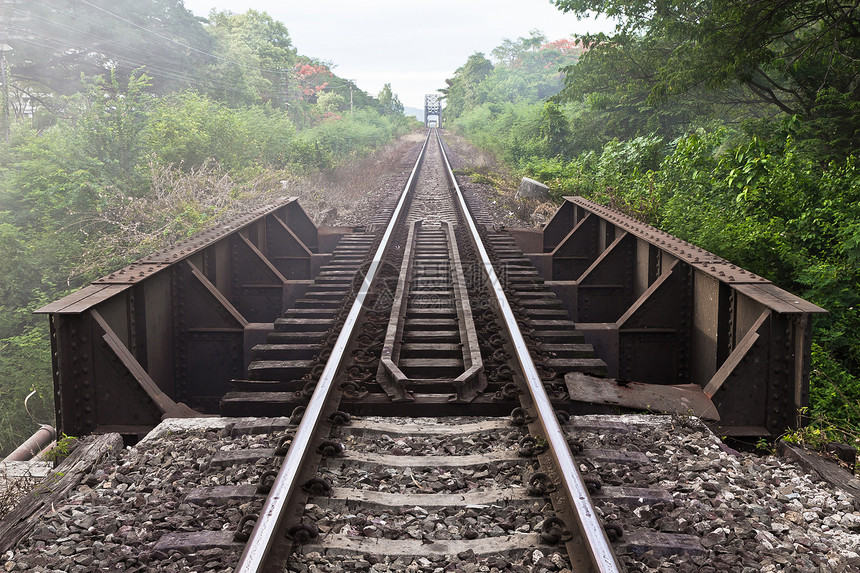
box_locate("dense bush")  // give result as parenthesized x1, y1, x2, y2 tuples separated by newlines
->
(519, 127, 860, 439)
(447, 27, 860, 447)
(0, 4, 415, 454)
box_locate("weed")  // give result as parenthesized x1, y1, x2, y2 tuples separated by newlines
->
(41, 434, 78, 465)
(755, 437, 775, 455)
(781, 407, 859, 474)
(0, 464, 45, 519)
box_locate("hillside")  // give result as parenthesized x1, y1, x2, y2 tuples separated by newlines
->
(0, 0, 416, 455)
(444, 23, 860, 452)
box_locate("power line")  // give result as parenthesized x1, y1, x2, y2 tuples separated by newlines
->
(5, 3, 371, 103)
(76, 0, 288, 75)
(5, 4, 291, 99)
(14, 37, 253, 98)
(5, 7, 193, 68)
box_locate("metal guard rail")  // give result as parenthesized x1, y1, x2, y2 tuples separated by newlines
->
(233, 130, 433, 571)
(435, 130, 622, 573)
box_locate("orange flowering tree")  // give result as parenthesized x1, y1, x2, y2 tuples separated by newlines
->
(295, 61, 332, 102)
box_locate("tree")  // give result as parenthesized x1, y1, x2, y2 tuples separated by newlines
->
(291, 59, 332, 105)
(316, 91, 346, 115)
(554, 32, 768, 144)
(539, 101, 572, 157)
(552, 0, 860, 153)
(2, 0, 213, 97)
(490, 30, 548, 67)
(204, 10, 297, 106)
(77, 69, 154, 191)
(440, 52, 494, 118)
(377, 83, 403, 116)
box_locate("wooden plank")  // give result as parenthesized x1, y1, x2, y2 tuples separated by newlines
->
(315, 487, 534, 509)
(34, 284, 131, 314)
(401, 343, 462, 352)
(582, 449, 650, 464)
(617, 530, 703, 556)
(564, 419, 632, 433)
(0, 433, 123, 553)
(734, 283, 827, 315)
(344, 419, 510, 436)
(154, 531, 239, 552)
(186, 484, 259, 505)
(399, 358, 463, 368)
(547, 358, 610, 374)
(247, 360, 313, 381)
(298, 533, 544, 557)
(566, 372, 720, 421)
(229, 417, 291, 436)
(274, 318, 335, 331)
(404, 318, 458, 328)
(333, 450, 520, 468)
(778, 441, 860, 503)
(219, 391, 574, 418)
(209, 449, 275, 468)
(594, 486, 671, 507)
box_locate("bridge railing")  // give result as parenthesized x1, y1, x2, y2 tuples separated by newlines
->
(512, 196, 826, 437)
(36, 198, 339, 438)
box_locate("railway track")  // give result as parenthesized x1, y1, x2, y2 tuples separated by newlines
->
(214, 130, 621, 572)
(16, 129, 844, 573)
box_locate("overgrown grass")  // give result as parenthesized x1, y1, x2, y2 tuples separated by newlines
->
(450, 122, 860, 457)
(0, 468, 42, 520)
(0, 70, 414, 456)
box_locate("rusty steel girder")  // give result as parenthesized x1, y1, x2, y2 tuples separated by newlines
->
(37, 199, 337, 439)
(522, 196, 826, 437)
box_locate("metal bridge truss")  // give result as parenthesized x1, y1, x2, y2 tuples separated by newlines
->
(512, 197, 825, 437)
(424, 94, 441, 127)
(39, 195, 824, 440)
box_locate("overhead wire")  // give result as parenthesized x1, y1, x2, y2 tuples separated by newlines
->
(70, 1, 364, 93)
(76, 0, 292, 74)
(14, 37, 254, 98)
(4, 6, 289, 99)
(4, 6, 203, 71)
(5, 3, 371, 101)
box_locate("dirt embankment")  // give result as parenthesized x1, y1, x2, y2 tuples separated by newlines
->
(301, 129, 556, 229)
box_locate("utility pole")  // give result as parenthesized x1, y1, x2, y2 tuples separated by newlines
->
(1, 44, 10, 144)
(349, 82, 354, 113)
(1, 0, 31, 143)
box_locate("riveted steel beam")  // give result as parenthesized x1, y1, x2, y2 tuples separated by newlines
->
(540, 196, 827, 436)
(37, 197, 319, 437)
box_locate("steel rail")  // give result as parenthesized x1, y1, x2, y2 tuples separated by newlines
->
(435, 129, 623, 573)
(234, 129, 432, 573)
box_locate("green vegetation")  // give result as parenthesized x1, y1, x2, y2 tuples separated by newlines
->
(443, 8, 860, 451)
(0, 1, 415, 455)
(40, 433, 78, 465)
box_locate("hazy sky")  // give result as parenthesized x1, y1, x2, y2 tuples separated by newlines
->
(182, 0, 614, 109)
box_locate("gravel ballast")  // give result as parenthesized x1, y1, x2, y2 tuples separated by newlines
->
(4, 136, 859, 572)
(1, 418, 275, 572)
(568, 415, 860, 572)
(0, 416, 858, 572)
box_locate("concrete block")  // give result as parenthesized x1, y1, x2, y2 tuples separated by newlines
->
(515, 177, 550, 200)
